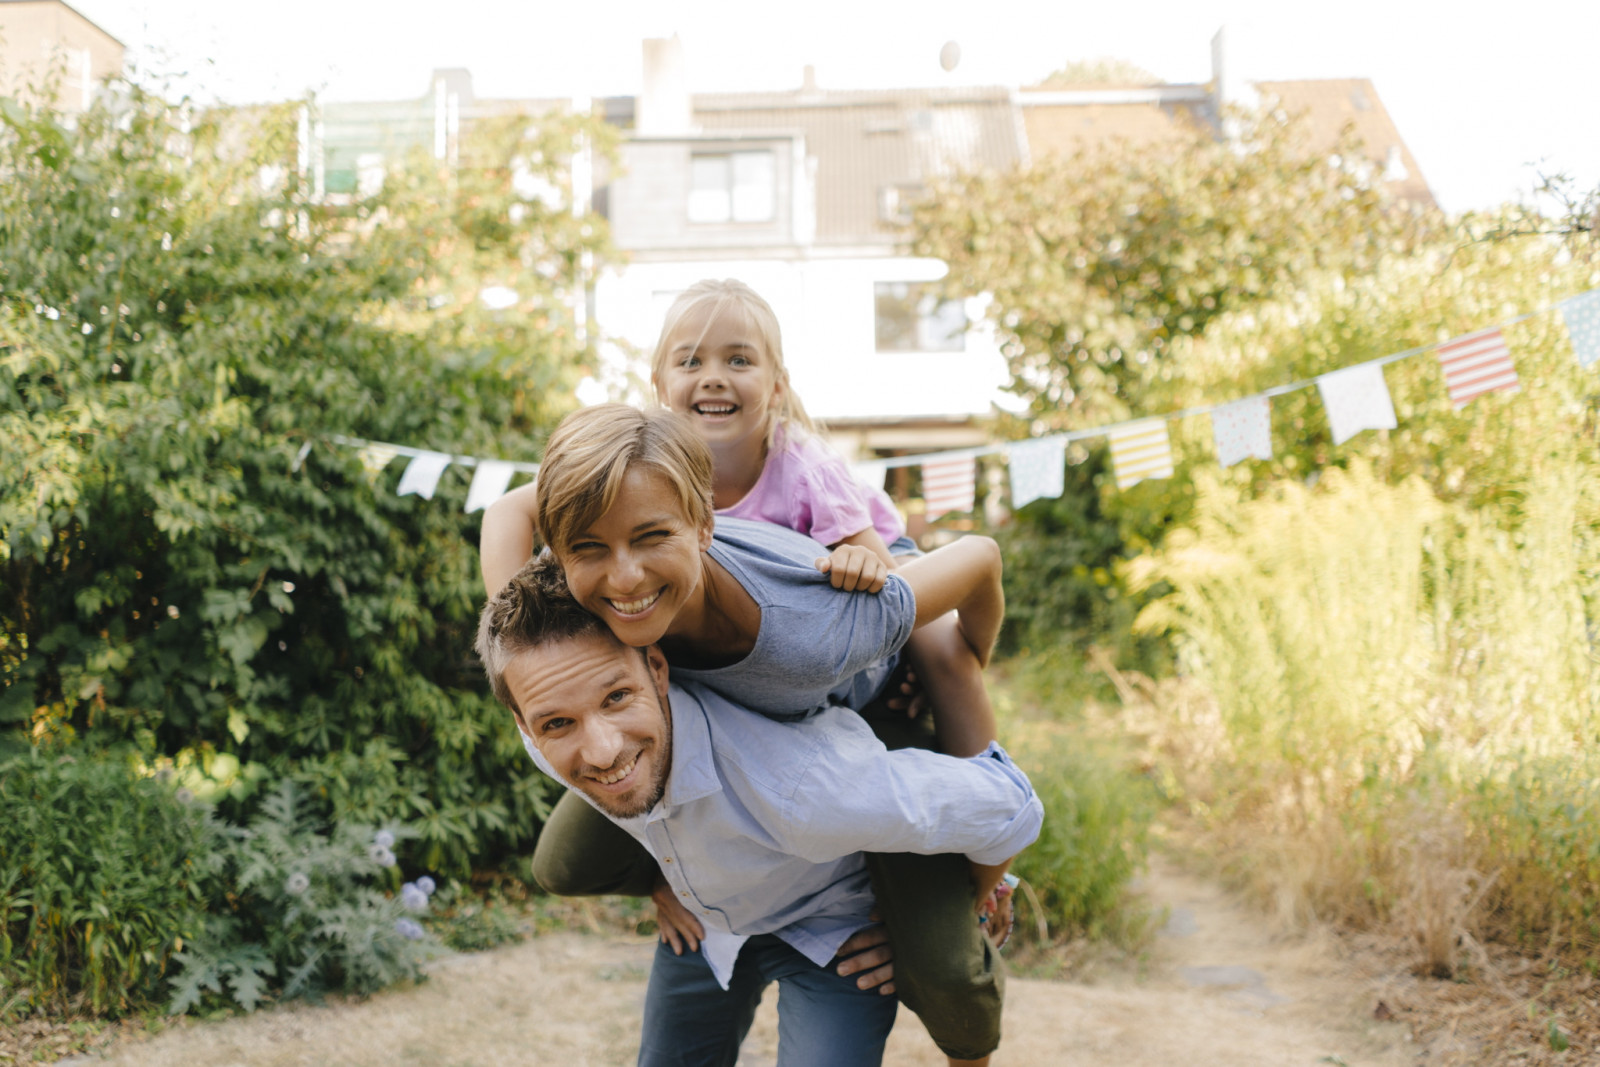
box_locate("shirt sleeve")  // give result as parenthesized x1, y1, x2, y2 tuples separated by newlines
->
(776, 713, 1045, 867)
(794, 453, 879, 548)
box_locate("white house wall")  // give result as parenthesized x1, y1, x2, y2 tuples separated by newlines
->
(590, 257, 1018, 429)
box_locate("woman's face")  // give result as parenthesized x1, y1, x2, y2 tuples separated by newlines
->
(556, 466, 713, 648)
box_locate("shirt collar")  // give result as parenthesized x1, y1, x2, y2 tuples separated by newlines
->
(659, 682, 722, 809)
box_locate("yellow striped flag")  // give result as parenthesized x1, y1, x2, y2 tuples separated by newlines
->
(1109, 419, 1174, 490)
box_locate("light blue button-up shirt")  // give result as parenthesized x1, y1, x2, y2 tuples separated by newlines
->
(521, 680, 1044, 988)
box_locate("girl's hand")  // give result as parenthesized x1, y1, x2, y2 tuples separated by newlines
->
(815, 544, 888, 593)
(651, 876, 706, 955)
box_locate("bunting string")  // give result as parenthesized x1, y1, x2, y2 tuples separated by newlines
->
(303, 289, 1595, 515)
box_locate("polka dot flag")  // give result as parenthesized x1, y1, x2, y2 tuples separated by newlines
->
(1561, 290, 1600, 368)
(1210, 395, 1273, 467)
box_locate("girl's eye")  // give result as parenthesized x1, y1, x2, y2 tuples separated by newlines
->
(729, 355, 750, 367)
(677, 355, 700, 369)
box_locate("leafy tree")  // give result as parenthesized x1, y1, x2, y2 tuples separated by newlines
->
(914, 109, 1441, 681)
(1036, 57, 1160, 88)
(0, 84, 612, 874)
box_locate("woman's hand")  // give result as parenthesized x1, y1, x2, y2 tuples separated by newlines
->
(651, 875, 706, 955)
(815, 544, 888, 593)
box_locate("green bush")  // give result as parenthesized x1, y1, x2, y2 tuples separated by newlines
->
(0, 747, 212, 1017)
(0, 83, 597, 874)
(1002, 720, 1157, 942)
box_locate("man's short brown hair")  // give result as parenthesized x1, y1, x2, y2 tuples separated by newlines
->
(476, 553, 612, 717)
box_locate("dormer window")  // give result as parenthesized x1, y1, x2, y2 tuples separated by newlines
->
(688, 151, 775, 223)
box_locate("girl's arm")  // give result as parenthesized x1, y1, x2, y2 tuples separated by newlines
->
(814, 527, 896, 593)
(480, 481, 542, 595)
(895, 536, 1004, 668)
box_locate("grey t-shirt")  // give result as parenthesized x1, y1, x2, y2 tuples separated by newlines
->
(669, 517, 916, 718)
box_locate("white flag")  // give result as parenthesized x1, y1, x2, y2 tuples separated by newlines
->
(1210, 396, 1273, 467)
(1006, 438, 1065, 508)
(850, 459, 889, 491)
(397, 451, 452, 500)
(1316, 363, 1397, 445)
(465, 461, 516, 514)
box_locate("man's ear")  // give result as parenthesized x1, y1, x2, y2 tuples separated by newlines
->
(645, 643, 670, 694)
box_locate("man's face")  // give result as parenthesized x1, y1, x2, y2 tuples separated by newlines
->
(504, 633, 673, 819)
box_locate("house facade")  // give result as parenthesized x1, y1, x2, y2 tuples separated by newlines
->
(0, 0, 123, 112)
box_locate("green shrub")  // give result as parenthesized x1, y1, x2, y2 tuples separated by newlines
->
(168, 781, 441, 1013)
(0, 746, 212, 1017)
(1003, 720, 1157, 942)
(0, 82, 588, 874)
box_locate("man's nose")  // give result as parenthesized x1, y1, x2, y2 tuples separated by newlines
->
(579, 716, 624, 769)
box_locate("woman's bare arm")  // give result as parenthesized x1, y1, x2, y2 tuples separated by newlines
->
(479, 480, 542, 595)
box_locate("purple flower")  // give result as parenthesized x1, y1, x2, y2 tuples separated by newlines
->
(394, 918, 425, 941)
(369, 844, 397, 867)
(373, 829, 396, 849)
(415, 876, 436, 897)
(400, 883, 429, 912)
(283, 872, 310, 896)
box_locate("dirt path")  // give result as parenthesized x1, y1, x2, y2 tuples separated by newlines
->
(72, 858, 1415, 1066)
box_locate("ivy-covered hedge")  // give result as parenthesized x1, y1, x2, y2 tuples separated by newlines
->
(0, 84, 610, 874)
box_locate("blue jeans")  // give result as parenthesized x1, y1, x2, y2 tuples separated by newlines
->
(637, 935, 897, 1067)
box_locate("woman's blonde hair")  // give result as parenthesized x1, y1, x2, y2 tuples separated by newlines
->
(649, 279, 816, 440)
(534, 404, 715, 555)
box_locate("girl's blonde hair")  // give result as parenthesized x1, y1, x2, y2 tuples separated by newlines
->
(533, 404, 715, 556)
(649, 279, 816, 441)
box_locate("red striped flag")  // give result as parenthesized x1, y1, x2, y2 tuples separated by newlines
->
(922, 456, 975, 519)
(1435, 327, 1519, 410)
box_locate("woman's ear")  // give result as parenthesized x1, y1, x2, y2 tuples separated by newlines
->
(698, 519, 714, 552)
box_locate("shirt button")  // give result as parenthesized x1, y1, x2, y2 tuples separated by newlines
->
(663, 857, 672, 863)
(680, 891, 688, 896)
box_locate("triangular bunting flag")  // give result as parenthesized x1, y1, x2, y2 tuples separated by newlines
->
(1210, 396, 1273, 468)
(850, 458, 889, 491)
(397, 451, 452, 500)
(1108, 419, 1173, 490)
(1006, 438, 1065, 509)
(358, 443, 400, 477)
(465, 461, 516, 514)
(1316, 363, 1397, 445)
(1560, 290, 1600, 368)
(922, 456, 975, 519)
(1435, 327, 1519, 409)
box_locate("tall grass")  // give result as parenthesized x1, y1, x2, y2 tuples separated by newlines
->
(1128, 461, 1600, 969)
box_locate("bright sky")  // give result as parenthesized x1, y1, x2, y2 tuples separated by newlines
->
(76, 0, 1599, 216)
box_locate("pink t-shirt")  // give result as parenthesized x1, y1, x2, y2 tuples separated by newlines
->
(717, 426, 905, 548)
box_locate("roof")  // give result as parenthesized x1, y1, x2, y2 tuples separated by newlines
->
(1019, 78, 1435, 208)
(690, 86, 1025, 244)
(0, 0, 124, 48)
(1256, 78, 1434, 207)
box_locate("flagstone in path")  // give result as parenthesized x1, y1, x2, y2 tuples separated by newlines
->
(75, 858, 1413, 1067)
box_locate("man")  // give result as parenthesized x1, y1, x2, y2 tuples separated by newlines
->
(477, 556, 1043, 1067)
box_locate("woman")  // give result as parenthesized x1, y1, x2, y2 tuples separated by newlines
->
(481, 404, 1011, 1067)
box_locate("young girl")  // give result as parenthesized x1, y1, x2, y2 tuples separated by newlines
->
(650, 278, 998, 759)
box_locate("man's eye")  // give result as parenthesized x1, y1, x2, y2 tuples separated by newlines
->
(541, 717, 572, 733)
(605, 689, 629, 705)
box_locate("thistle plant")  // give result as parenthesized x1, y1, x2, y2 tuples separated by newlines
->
(169, 781, 441, 1013)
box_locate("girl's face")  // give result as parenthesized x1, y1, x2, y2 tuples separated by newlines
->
(656, 301, 782, 458)
(556, 466, 714, 649)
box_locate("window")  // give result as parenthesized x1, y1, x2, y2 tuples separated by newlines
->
(878, 184, 927, 225)
(688, 151, 775, 223)
(874, 282, 967, 352)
